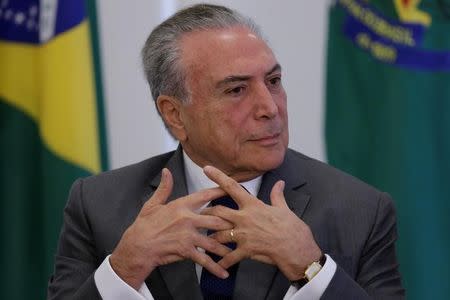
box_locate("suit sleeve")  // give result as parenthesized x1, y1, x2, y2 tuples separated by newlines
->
(321, 192, 405, 299)
(47, 179, 102, 300)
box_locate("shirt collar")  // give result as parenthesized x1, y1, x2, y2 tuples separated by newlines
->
(182, 150, 262, 197)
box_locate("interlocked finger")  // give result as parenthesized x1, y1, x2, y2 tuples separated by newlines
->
(193, 233, 233, 258)
(217, 248, 247, 270)
(179, 187, 227, 210)
(230, 229, 235, 243)
(189, 248, 229, 279)
(203, 166, 253, 208)
(201, 205, 239, 223)
(193, 214, 234, 231)
(209, 228, 239, 244)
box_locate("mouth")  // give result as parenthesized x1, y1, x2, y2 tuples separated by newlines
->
(249, 132, 281, 146)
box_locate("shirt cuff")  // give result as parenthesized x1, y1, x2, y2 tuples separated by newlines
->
(283, 254, 337, 300)
(94, 254, 154, 300)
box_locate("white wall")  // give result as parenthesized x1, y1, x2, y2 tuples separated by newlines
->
(97, 1, 329, 169)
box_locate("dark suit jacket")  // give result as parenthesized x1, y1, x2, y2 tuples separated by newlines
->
(47, 148, 405, 299)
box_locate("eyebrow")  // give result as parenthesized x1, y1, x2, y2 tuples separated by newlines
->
(215, 63, 282, 89)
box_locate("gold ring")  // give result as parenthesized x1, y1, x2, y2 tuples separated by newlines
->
(230, 229, 235, 242)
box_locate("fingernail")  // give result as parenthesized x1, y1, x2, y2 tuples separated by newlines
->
(222, 271, 229, 279)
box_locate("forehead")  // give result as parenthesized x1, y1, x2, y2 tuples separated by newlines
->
(179, 26, 278, 81)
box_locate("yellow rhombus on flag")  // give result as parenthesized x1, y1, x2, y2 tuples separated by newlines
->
(0, 1, 107, 298)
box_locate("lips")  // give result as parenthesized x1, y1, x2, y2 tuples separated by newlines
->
(254, 132, 280, 140)
(249, 132, 281, 146)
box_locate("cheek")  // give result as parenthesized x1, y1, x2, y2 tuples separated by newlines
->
(201, 101, 255, 147)
(278, 90, 288, 109)
(184, 107, 212, 142)
(277, 94, 288, 121)
(214, 117, 242, 144)
(195, 109, 232, 144)
(276, 93, 289, 141)
(216, 104, 250, 135)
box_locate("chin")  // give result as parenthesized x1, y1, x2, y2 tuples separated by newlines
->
(254, 146, 286, 172)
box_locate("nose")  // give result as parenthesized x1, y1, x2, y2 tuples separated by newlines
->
(254, 83, 278, 119)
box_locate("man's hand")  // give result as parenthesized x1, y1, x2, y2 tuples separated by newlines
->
(110, 168, 232, 290)
(201, 165, 322, 281)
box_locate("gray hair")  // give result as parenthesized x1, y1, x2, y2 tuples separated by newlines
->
(141, 3, 263, 108)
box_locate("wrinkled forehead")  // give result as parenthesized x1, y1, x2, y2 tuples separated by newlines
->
(178, 26, 277, 81)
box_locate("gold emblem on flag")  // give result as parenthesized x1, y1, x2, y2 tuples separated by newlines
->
(393, 0, 431, 26)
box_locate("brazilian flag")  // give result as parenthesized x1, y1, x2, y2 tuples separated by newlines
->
(326, 0, 450, 299)
(0, 1, 107, 298)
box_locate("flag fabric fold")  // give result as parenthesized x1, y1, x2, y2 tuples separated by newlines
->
(0, 0, 107, 298)
(326, 1, 450, 299)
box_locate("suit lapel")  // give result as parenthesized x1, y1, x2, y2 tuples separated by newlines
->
(147, 146, 188, 204)
(146, 147, 203, 300)
(234, 151, 311, 299)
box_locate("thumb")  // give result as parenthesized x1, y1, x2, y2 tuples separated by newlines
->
(150, 168, 173, 205)
(270, 180, 288, 208)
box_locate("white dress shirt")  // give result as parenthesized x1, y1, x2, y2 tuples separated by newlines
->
(94, 151, 337, 299)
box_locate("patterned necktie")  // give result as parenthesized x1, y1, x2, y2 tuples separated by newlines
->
(200, 195, 239, 300)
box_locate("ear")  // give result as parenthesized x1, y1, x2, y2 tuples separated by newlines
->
(156, 95, 187, 141)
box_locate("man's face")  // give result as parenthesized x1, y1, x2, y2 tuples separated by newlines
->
(176, 26, 289, 180)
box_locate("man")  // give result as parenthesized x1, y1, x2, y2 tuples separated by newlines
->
(48, 4, 404, 300)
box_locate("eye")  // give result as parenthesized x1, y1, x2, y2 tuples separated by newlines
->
(268, 76, 281, 87)
(226, 86, 246, 96)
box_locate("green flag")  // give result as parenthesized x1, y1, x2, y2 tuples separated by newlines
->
(0, 1, 107, 298)
(326, 0, 450, 299)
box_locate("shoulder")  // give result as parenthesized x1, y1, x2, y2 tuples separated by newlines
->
(286, 148, 382, 197)
(81, 150, 175, 190)
(284, 149, 393, 216)
(67, 151, 175, 220)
